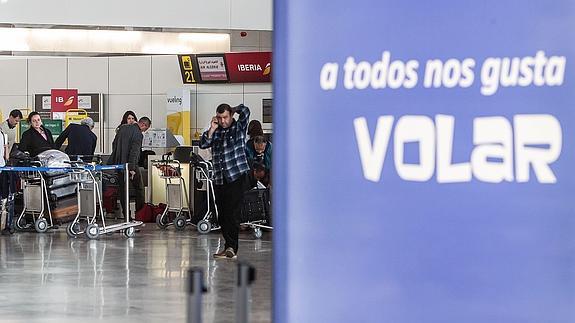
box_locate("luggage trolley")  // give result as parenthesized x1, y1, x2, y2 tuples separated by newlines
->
(190, 153, 220, 234)
(65, 159, 103, 238)
(68, 163, 143, 239)
(13, 162, 55, 233)
(153, 155, 192, 230)
(240, 187, 273, 239)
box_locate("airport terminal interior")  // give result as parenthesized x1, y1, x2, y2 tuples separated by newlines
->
(0, 2, 564, 323)
(0, 1, 274, 322)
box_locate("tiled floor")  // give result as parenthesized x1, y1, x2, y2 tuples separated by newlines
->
(0, 225, 272, 322)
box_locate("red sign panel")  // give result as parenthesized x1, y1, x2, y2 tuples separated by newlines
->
(225, 52, 272, 83)
(51, 89, 78, 112)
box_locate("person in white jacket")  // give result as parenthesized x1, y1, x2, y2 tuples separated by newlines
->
(0, 126, 14, 234)
(0, 109, 22, 155)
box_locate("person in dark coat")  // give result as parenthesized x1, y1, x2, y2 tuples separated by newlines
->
(116, 110, 137, 133)
(54, 117, 97, 156)
(108, 116, 151, 217)
(18, 112, 54, 157)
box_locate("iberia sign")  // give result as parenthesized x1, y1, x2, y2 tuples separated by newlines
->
(225, 52, 272, 83)
(51, 89, 78, 112)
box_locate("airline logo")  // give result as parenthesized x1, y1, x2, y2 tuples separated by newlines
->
(64, 96, 75, 106)
(263, 63, 271, 75)
(237, 62, 271, 75)
(238, 64, 263, 71)
(225, 52, 272, 83)
(51, 89, 78, 112)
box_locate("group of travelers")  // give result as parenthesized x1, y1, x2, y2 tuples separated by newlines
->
(0, 108, 152, 234)
(0, 103, 269, 260)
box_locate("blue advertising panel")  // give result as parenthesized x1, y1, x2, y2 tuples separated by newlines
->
(274, 1, 575, 322)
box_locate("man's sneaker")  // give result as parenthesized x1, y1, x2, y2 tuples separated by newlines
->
(213, 249, 227, 259)
(225, 247, 237, 259)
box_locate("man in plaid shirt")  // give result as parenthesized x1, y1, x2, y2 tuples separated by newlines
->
(200, 103, 250, 259)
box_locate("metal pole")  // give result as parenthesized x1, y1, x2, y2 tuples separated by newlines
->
(125, 163, 130, 222)
(99, 93, 105, 154)
(187, 267, 207, 323)
(236, 262, 256, 323)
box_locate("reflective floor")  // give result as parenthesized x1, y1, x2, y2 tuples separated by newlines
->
(0, 225, 272, 323)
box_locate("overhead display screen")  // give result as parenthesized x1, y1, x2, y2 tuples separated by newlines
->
(196, 55, 228, 82)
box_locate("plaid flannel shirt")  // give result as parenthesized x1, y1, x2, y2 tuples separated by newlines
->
(200, 104, 250, 185)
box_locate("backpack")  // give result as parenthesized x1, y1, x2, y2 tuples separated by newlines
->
(135, 203, 166, 223)
(102, 186, 119, 213)
(7, 144, 31, 166)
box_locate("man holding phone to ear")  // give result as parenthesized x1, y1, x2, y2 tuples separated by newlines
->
(200, 103, 250, 259)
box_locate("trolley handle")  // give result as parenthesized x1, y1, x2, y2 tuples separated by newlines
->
(190, 153, 212, 170)
(152, 159, 181, 167)
(93, 164, 127, 171)
(63, 160, 87, 169)
(63, 162, 127, 171)
(199, 160, 212, 169)
(69, 154, 103, 164)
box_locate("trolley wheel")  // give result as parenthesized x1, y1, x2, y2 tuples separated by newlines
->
(124, 226, 136, 238)
(34, 218, 48, 233)
(85, 224, 100, 240)
(173, 215, 187, 231)
(66, 223, 80, 238)
(156, 214, 168, 230)
(197, 220, 211, 234)
(253, 227, 263, 239)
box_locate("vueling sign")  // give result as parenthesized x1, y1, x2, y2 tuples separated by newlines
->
(354, 114, 562, 183)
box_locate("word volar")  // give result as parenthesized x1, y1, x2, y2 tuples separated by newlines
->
(354, 114, 561, 183)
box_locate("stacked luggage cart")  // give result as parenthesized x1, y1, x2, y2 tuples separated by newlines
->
(0, 158, 143, 238)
